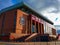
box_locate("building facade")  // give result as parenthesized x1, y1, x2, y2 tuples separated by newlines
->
(0, 2, 56, 42)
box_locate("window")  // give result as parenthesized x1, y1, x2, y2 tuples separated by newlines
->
(20, 16, 25, 25)
(32, 20, 35, 33)
(36, 22, 38, 33)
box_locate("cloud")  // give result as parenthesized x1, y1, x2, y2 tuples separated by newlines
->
(24, 0, 60, 14)
(0, 0, 13, 10)
(24, 0, 54, 10)
(11, 0, 22, 4)
(0, 0, 22, 10)
(41, 6, 60, 25)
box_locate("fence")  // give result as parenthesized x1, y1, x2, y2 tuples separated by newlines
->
(0, 41, 60, 45)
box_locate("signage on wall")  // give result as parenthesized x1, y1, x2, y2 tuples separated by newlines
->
(39, 19, 41, 23)
(31, 15, 36, 20)
(36, 17, 39, 22)
(20, 16, 25, 25)
(40, 19, 44, 24)
(31, 14, 44, 24)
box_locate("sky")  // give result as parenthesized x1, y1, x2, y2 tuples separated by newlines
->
(0, 0, 60, 25)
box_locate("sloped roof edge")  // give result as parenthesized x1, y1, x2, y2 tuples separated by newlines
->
(0, 2, 53, 24)
(0, 2, 23, 14)
(23, 2, 53, 24)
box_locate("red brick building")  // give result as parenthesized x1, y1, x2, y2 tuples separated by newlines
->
(0, 2, 56, 42)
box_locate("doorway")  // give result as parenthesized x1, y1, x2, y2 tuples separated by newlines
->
(31, 20, 35, 33)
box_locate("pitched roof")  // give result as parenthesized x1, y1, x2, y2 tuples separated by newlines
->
(0, 2, 53, 24)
